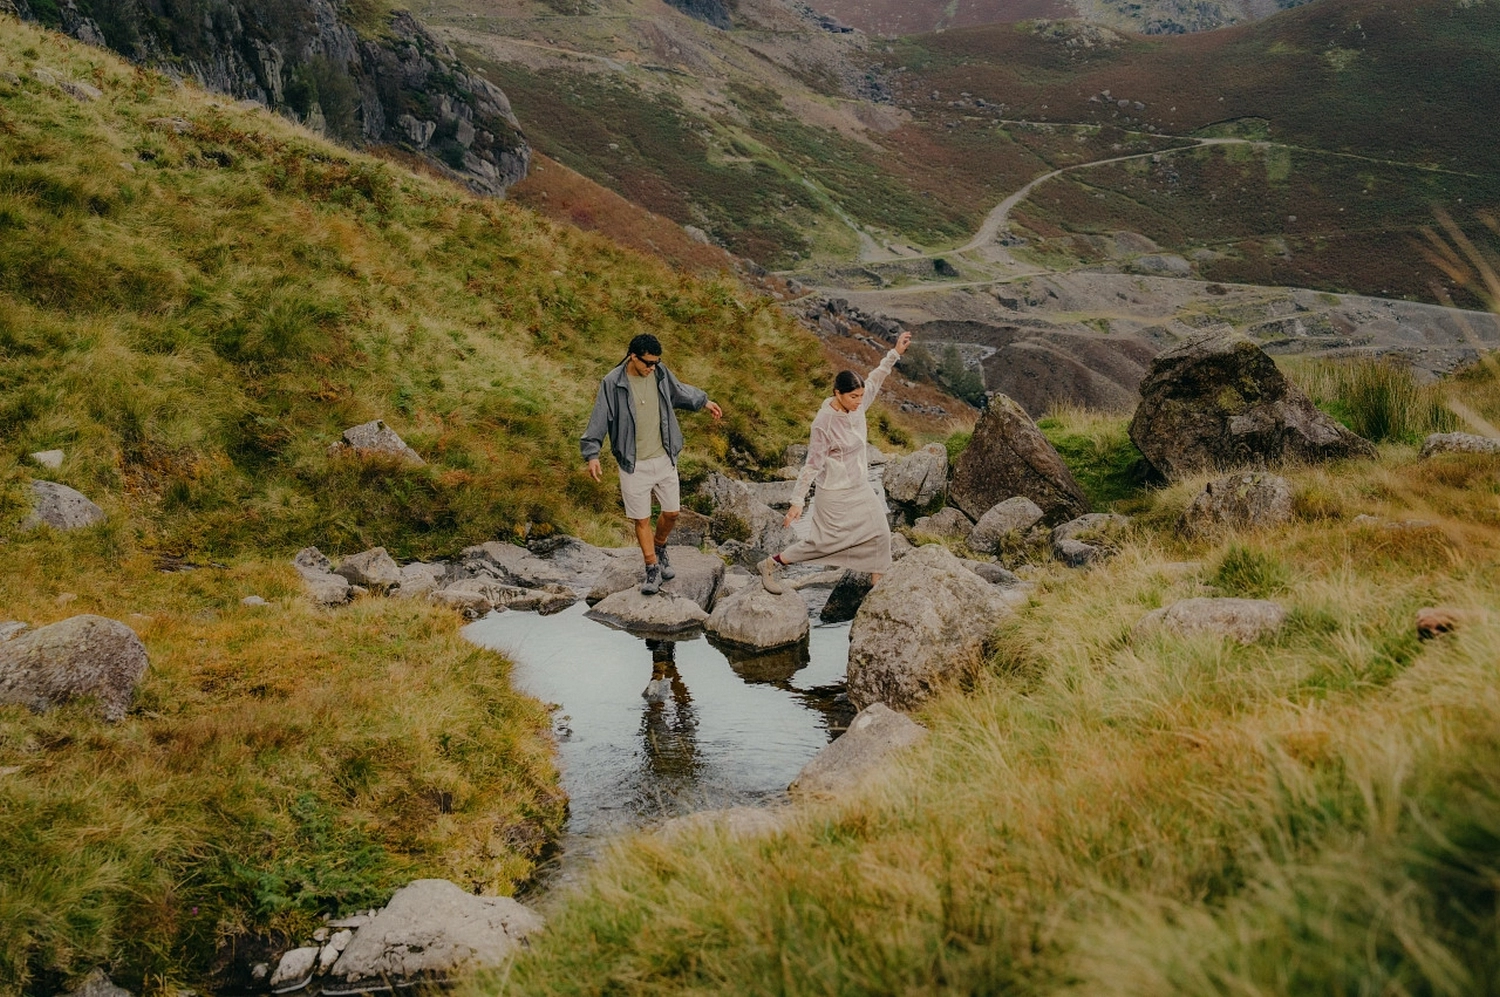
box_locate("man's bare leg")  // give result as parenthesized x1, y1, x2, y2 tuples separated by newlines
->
(654, 510, 678, 547)
(634, 518, 657, 564)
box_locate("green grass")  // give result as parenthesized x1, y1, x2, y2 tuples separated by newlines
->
(1285, 357, 1460, 445)
(1036, 405, 1153, 509)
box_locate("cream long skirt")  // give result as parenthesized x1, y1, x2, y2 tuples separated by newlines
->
(777, 483, 892, 574)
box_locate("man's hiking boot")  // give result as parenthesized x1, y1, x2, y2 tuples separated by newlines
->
(654, 543, 676, 580)
(757, 556, 784, 595)
(641, 562, 663, 595)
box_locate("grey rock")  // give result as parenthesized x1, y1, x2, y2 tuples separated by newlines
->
(0, 615, 148, 722)
(0, 622, 29, 641)
(460, 538, 611, 593)
(58, 969, 132, 997)
(1420, 432, 1500, 458)
(890, 532, 914, 560)
(336, 420, 424, 464)
(504, 583, 577, 615)
(587, 547, 723, 610)
(293, 547, 333, 574)
(1135, 597, 1287, 644)
(1051, 512, 1131, 544)
(698, 472, 753, 511)
(705, 583, 809, 650)
(318, 928, 354, 971)
(30, 449, 64, 469)
(710, 489, 798, 557)
(667, 509, 712, 547)
(949, 394, 1089, 525)
(789, 703, 927, 796)
(740, 479, 799, 509)
(146, 116, 192, 134)
(335, 547, 401, 592)
(393, 562, 446, 599)
(847, 545, 1011, 711)
(294, 548, 351, 606)
(960, 559, 1021, 585)
(1053, 538, 1104, 568)
(22, 480, 105, 531)
(968, 496, 1046, 554)
(429, 578, 516, 618)
(584, 589, 709, 635)
(1129, 331, 1375, 480)
(1180, 472, 1294, 535)
(912, 506, 974, 540)
(1128, 253, 1192, 277)
(270, 947, 319, 991)
(819, 571, 873, 623)
(883, 443, 948, 509)
(327, 879, 542, 988)
(240, 595, 268, 607)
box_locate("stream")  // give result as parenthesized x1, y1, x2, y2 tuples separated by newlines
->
(463, 598, 855, 888)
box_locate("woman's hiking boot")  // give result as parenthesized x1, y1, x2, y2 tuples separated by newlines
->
(641, 562, 663, 595)
(758, 556, 784, 595)
(654, 543, 676, 580)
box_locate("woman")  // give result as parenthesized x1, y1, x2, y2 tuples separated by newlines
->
(759, 330, 912, 594)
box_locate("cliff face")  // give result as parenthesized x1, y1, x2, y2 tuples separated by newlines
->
(1, 0, 528, 194)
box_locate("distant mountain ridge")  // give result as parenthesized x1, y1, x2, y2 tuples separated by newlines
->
(802, 0, 1315, 36)
(0, 0, 530, 194)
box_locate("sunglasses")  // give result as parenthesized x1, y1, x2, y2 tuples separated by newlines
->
(635, 356, 660, 369)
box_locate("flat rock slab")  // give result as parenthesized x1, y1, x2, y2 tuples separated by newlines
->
(587, 547, 723, 610)
(1135, 597, 1287, 645)
(705, 583, 809, 650)
(585, 589, 709, 635)
(0, 615, 148, 721)
(22, 480, 105, 530)
(790, 703, 927, 796)
(326, 879, 542, 991)
(1421, 432, 1500, 457)
(462, 539, 612, 592)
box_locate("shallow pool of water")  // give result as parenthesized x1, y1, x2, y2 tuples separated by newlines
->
(464, 601, 853, 879)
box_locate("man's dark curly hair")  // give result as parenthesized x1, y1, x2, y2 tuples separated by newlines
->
(627, 333, 663, 362)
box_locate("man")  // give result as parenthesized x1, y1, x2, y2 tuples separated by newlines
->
(582, 334, 722, 594)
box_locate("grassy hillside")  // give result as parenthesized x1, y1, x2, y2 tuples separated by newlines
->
(0, 16, 833, 993)
(0, 18, 830, 563)
(482, 352, 1500, 996)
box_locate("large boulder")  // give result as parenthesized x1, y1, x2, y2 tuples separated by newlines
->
(1180, 471, 1294, 535)
(22, 480, 105, 530)
(819, 571, 874, 623)
(883, 443, 948, 511)
(586, 547, 723, 610)
(1128, 331, 1375, 480)
(710, 490, 798, 557)
(327, 880, 542, 989)
(846, 545, 1011, 711)
(393, 562, 447, 599)
(0, 615, 148, 721)
(912, 506, 974, 541)
(968, 496, 1046, 554)
(1134, 597, 1287, 645)
(584, 590, 709, 635)
(948, 394, 1089, 526)
(705, 583, 809, 650)
(335, 547, 401, 593)
(789, 703, 927, 796)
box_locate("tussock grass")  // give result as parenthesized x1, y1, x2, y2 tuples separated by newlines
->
(1036, 404, 1153, 510)
(485, 367, 1500, 996)
(1285, 357, 1458, 445)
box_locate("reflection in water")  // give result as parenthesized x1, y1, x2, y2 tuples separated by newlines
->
(463, 601, 852, 885)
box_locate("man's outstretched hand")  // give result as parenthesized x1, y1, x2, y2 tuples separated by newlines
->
(706, 401, 723, 420)
(587, 458, 602, 482)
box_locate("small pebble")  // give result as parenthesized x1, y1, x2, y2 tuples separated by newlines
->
(241, 595, 268, 607)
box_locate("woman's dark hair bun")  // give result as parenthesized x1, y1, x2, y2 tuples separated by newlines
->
(834, 370, 864, 394)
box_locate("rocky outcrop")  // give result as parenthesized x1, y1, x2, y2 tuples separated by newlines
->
(325, 879, 542, 989)
(585, 590, 709, 635)
(586, 547, 723, 611)
(1129, 331, 1375, 480)
(968, 496, 1045, 554)
(1134, 597, 1287, 644)
(20, 1, 528, 195)
(882, 443, 948, 513)
(1420, 432, 1500, 458)
(293, 547, 352, 606)
(704, 583, 808, 650)
(789, 703, 927, 797)
(846, 545, 1010, 711)
(460, 538, 612, 593)
(948, 393, 1089, 525)
(0, 615, 148, 721)
(335, 547, 401, 592)
(1180, 471, 1294, 535)
(22, 480, 105, 530)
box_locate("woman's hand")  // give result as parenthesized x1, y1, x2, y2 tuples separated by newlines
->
(895, 330, 912, 356)
(783, 505, 803, 528)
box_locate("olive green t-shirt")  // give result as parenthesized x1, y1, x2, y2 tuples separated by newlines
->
(628, 371, 666, 462)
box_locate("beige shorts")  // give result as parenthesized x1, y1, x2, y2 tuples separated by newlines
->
(619, 454, 680, 520)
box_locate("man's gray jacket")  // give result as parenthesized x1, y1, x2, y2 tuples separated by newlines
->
(580, 361, 709, 474)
